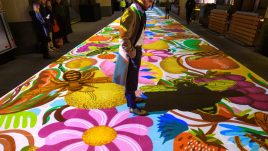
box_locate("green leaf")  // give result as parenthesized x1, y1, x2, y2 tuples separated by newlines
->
(207, 138, 218, 142)
(190, 129, 199, 135)
(184, 71, 203, 77)
(44, 116, 51, 125)
(198, 128, 205, 136)
(0, 111, 37, 129)
(247, 113, 255, 119)
(237, 109, 252, 116)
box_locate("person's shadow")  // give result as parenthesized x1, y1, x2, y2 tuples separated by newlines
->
(143, 82, 244, 113)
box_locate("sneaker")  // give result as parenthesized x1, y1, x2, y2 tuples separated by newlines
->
(135, 97, 145, 103)
(129, 108, 148, 116)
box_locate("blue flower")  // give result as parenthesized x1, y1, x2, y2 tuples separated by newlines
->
(219, 124, 265, 151)
(158, 113, 188, 144)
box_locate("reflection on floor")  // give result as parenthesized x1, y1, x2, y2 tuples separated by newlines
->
(0, 8, 268, 151)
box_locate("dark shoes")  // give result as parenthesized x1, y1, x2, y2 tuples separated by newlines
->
(129, 108, 148, 116)
(135, 97, 145, 103)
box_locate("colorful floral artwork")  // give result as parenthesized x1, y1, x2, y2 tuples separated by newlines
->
(0, 7, 267, 151)
(142, 49, 173, 62)
(38, 109, 153, 151)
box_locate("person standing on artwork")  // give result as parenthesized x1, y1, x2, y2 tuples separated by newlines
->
(165, 0, 172, 19)
(185, 0, 196, 25)
(113, 0, 153, 115)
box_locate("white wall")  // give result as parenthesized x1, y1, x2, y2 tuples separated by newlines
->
(2, 0, 31, 22)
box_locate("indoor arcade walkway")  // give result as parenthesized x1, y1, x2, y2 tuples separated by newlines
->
(0, 8, 268, 151)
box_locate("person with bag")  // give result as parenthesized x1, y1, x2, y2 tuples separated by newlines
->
(40, 0, 57, 51)
(113, 0, 153, 116)
(32, 0, 52, 59)
(53, 0, 70, 44)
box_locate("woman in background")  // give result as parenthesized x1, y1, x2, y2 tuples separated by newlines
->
(32, 0, 51, 59)
(53, 0, 70, 44)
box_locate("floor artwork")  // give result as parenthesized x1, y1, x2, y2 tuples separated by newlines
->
(1, 8, 268, 151)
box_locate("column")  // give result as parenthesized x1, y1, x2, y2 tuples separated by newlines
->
(96, 0, 112, 16)
(0, 0, 3, 10)
(1, 0, 39, 55)
(179, 0, 187, 19)
(264, 7, 268, 19)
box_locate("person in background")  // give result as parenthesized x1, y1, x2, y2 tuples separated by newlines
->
(39, 0, 56, 51)
(120, 0, 126, 12)
(53, 0, 70, 44)
(45, 0, 57, 50)
(113, 0, 153, 116)
(165, 0, 172, 19)
(32, 0, 52, 59)
(185, 0, 196, 25)
(151, 0, 155, 10)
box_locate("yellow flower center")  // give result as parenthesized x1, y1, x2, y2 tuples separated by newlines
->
(143, 52, 154, 57)
(82, 126, 117, 146)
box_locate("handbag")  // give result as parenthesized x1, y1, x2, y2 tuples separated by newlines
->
(52, 19, 60, 33)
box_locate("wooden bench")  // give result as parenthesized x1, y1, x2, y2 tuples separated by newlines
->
(227, 11, 261, 46)
(208, 9, 229, 34)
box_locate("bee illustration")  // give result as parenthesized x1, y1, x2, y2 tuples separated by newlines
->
(0, 68, 112, 115)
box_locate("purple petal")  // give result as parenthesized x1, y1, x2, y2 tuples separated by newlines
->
(45, 129, 83, 145)
(61, 141, 89, 151)
(38, 139, 82, 151)
(108, 111, 130, 127)
(63, 109, 99, 126)
(95, 146, 109, 151)
(64, 118, 94, 129)
(89, 110, 108, 125)
(113, 135, 142, 151)
(118, 131, 153, 151)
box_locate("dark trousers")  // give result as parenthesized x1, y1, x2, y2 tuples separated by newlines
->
(186, 9, 193, 24)
(125, 48, 142, 108)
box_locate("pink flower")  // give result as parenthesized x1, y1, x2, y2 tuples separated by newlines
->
(142, 50, 172, 62)
(38, 108, 153, 151)
(100, 60, 162, 84)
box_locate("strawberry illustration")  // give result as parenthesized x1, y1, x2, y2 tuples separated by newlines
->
(174, 129, 226, 151)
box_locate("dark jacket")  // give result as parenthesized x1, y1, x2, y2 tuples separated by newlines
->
(186, 0, 196, 10)
(113, 2, 146, 86)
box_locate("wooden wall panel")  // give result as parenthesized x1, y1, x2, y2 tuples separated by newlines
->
(208, 9, 228, 34)
(227, 12, 260, 46)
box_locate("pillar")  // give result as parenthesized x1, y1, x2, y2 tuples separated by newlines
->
(96, 0, 112, 16)
(1, 0, 39, 55)
(0, 0, 3, 10)
(264, 7, 268, 19)
(179, 0, 187, 19)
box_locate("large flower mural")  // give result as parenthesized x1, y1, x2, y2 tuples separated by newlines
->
(100, 60, 163, 84)
(38, 108, 153, 151)
(142, 49, 173, 62)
